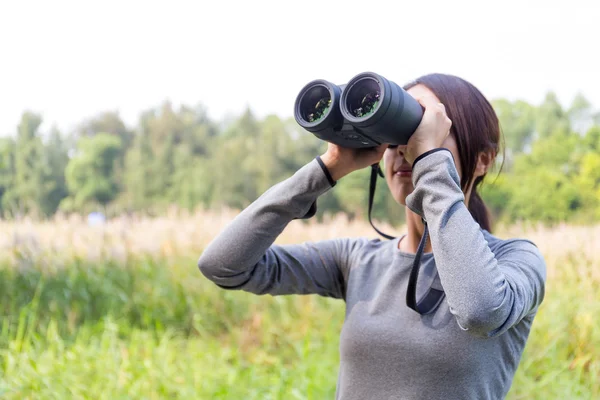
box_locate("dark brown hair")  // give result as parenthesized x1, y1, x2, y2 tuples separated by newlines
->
(404, 74, 502, 232)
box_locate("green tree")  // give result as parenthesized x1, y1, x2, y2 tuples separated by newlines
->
(506, 131, 583, 223)
(0, 137, 16, 216)
(583, 125, 600, 152)
(574, 152, 600, 218)
(77, 111, 133, 149)
(77, 112, 134, 196)
(209, 109, 262, 209)
(172, 151, 215, 211)
(506, 169, 582, 223)
(7, 112, 54, 217)
(536, 92, 570, 138)
(63, 134, 122, 211)
(479, 173, 512, 223)
(122, 129, 155, 210)
(568, 93, 594, 134)
(121, 102, 216, 212)
(42, 127, 70, 216)
(492, 99, 536, 156)
(573, 125, 600, 219)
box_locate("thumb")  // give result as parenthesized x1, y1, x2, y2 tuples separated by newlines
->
(375, 143, 389, 153)
(372, 143, 389, 164)
(371, 143, 389, 161)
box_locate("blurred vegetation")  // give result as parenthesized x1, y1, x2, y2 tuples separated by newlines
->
(0, 255, 343, 399)
(1, 90, 599, 226)
(1, 84, 599, 396)
(0, 237, 597, 399)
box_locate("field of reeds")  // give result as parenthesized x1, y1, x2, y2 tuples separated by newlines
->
(0, 209, 598, 399)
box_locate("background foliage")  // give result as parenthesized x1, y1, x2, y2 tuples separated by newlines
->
(2, 91, 600, 226)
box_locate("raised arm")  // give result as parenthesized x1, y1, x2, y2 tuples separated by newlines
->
(198, 158, 363, 299)
(406, 149, 546, 337)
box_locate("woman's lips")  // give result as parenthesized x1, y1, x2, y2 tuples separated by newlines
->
(395, 170, 412, 178)
(394, 165, 412, 178)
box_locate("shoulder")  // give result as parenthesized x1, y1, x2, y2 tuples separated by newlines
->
(335, 236, 400, 271)
(356, 236, 398, 256)
(328, 236, 387, 255)
(326, 236, 391, 263)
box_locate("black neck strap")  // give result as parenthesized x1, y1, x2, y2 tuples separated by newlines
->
(368, 163, 445, 315)
(404, 223, 445, 314)
(368, 164, 395, 240)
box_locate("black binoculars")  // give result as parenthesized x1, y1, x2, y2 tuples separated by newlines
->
(294, 72, 424, 148)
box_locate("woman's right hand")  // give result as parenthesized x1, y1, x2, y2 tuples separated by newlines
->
(319, 142, 389, 181)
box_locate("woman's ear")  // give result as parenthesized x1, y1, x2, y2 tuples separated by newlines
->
(475, 150, 494, 177)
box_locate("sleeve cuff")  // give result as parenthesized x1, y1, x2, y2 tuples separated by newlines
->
(315, 156, 337, 187)
(291, 158, 337, 220)
(412, 148, 454, 171)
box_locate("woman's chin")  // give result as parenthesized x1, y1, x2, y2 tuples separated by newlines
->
(391, 192, 409, 206)
(391, 186, 414, 206)
(385, 177, 414, 206)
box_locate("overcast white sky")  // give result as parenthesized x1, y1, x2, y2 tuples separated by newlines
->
(1, 0, 598, 136)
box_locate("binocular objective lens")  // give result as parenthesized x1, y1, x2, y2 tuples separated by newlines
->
(345, 78, 382, 118)
(352, 91, 380, 117)
(308, 97, 331, 122)
(300, 85, 332, 123)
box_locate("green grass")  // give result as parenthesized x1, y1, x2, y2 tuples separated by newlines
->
(0, 256, 343, 399)
(0, 251, 598, 399)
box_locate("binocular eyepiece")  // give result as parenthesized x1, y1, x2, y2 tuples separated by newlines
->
(294, 72, 423, 148)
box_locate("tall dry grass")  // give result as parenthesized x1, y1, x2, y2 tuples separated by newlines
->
(3, 207, 599, 265)
(2, 207, 600, 298)
(0, 208, 399, 266)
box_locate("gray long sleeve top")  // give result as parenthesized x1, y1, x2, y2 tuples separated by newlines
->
(198, 149, 547, 400)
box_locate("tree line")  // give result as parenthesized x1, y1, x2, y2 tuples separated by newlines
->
(0, 92, 599, 226)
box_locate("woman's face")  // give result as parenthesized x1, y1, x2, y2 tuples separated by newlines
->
(383, 84, 463, 206)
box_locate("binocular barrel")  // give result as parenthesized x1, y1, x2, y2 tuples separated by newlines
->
(294, 72, 423, 148)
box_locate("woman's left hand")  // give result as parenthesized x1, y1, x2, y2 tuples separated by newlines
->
(404, 96, 453, 165)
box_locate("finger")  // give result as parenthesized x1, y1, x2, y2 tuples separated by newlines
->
(375, 143, 389, 153)
(416, 96, 449, 117)
(416, 95, 440, 110)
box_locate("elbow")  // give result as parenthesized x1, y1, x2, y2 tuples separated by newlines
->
(456, 312, 499, 338)
(197, 253, 217, 281)
(454, 304, 511, 339)
(453, 281, 520, 338)
(197, 251, 227, 284)
(197, 253, 253, 290)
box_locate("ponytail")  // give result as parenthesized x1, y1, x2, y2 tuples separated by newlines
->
(468, 176, 492, 232)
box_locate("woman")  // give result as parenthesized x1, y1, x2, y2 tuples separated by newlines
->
(198, 73, 547, 399)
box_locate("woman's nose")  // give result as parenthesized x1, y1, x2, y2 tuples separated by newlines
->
(395, 145, 407, 156)
(387, 144, 407, 158)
